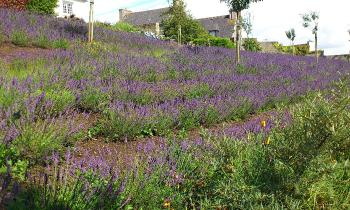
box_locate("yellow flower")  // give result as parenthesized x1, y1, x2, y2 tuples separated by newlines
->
(265, 137, 271, 145)
(163, 199, 171, 208)
(261, 120, 267, 128)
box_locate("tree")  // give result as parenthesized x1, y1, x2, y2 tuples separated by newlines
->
(26, 0, 58, 15)
(241, 13, 253, 38)
(220, 0, 263, 64)
(161, 0, 208, 44)
(302, 12, 319, 63)
(285, 28, 296, 55)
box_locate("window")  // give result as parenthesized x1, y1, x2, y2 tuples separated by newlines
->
(209, 30, 219, 37)
(63, 2, 73, 15)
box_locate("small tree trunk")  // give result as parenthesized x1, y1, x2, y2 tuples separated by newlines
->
(236, 11, 241, 64)
(315, 32, 318, 63)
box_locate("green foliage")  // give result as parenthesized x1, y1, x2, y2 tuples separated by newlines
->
(97, 110, 173, 141)
(161, 0, 208, 43)
(39, 89, 76, 116)
(52, 39, 70, 49)
(241, 13, 253, 37)
(11, 30, 30, 47)
(33, 34, 51, 49)
(242, 38, 262, 52)
(112, 22, 140, 33)
(220, 0, 264, 12)
(285, 28, 296, 42)
(174, 84, 350, 209)
(11, 122, 68, 163)
(192, 36, 235, 48)
(8, 170, 128, 210)
(0, 87, 18, 109)
(79, 88, 109, 112)
(302, 11, 319, 34)
(96, 22, 140, 33)
(27, 0, 58, 15)
(273, 42, 310, 56)
(0, 144, 28, 181)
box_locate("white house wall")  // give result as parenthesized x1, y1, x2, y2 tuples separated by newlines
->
(55, 0, 89, 21)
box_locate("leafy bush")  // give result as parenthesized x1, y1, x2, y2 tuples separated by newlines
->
(0, 88, 18, 109)
(111, 22, 140, 33)
(11, 30, 30, 47)
(161, 0, 208, 43)
(177, 84, 350, 209)
(193, 36, 235, 48)
(273, 42, 310, 55)
(12, 122, 67, 163)
(52, 38, 70, 49)
(33, 34, 51, 49)
(27, 0, 58, 15)
(0, 144, 28, 181)
(243, 38, 262, 52)
(79, 88, 109, 112)
(44, 89, 76, 115)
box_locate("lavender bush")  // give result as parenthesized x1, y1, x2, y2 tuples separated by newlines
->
(0, 8, 349, 209)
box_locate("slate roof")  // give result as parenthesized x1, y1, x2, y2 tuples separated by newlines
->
(122, 7, 169, 26)
(121, 8, 235, 38)
(197, 15, 235, 38)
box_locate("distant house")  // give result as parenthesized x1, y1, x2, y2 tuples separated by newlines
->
(55, 0, 89, 20)
(119, 7, 236, 38)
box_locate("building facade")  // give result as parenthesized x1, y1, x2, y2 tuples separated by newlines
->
(55, 0, 89, 20)
(119, 7, 236, 38)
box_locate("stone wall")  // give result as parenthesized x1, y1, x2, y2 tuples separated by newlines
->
(0, 0, 30, 11)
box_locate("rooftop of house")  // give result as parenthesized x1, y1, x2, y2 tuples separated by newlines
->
(120, 7, 236, 38)
(121, 7, 169, 26)
(197, 15, 235, 38)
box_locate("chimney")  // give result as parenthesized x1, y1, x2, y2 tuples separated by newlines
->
(119, 9, 133, 21)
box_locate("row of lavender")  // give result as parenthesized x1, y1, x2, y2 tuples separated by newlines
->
(1, 43, 350, 143)
(0, 8, 168, 50)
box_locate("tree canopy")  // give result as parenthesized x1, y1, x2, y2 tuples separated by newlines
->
(26, 0, 58, 15)
(220, 0, 263, 12)
(161, 0, 208, 43)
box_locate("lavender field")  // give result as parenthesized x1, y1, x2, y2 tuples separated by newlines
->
(1, 8, 350, 209)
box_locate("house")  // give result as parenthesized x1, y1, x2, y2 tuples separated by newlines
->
(55, 0, 89, 20)
(119, 7, 236, 38)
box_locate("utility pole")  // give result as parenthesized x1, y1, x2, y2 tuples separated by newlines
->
(88, 0, 94, 43)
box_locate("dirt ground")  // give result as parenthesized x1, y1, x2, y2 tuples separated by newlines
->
(0, 42, 51, 62)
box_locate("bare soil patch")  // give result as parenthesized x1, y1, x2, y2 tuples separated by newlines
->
(0, 43, 52, 62)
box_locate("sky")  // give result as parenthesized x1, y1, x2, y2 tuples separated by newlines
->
(91, 0, 350, 55)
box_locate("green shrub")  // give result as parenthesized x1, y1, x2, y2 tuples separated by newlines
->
(11, 30, 30, 47)
(52, 39, 70, 49)
(97, 110, 142, 141)
(27, 0, 58, 15)
(12, 122, 67, 163)
(112, 22, 140, 33)
(44, 89, 76, 115)
(0, 87, 18, 109)
(193, 37, 235, 48)
(33, 34, 51, 49)
(242, 38, 262, 52)
(79, 88, 109, 112)
(273, 42, 310, 55)
(0, 144, 28, 181)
